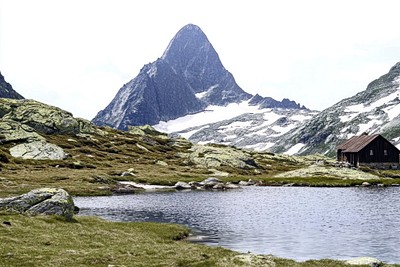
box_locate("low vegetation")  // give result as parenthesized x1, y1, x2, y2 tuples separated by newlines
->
(1, 214, 399, 267)
(2, 126, 400, 266)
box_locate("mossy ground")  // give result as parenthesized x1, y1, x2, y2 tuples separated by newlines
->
(2, 128, 400, 266)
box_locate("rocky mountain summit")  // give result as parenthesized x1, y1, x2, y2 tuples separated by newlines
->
(92, 24, 305, 130)
(271, 61, 400, 156)
(0, 72, 24, 99)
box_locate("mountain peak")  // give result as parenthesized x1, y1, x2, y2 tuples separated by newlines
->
(161, 24, 208, 61)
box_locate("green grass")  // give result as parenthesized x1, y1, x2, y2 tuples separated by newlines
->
(1, 214, 398, 267)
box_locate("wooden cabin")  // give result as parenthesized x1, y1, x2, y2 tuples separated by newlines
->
(337, 133, 400, 168)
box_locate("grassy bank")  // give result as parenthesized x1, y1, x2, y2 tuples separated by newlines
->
(1, 214, 398, 267)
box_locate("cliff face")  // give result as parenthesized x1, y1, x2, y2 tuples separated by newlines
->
(0, 72, 24, 100)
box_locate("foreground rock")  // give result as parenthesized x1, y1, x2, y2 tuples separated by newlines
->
(0, 188, 76, 221)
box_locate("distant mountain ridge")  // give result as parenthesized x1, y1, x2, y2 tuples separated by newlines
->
(0, 72, 24, 100)
(92, 24, 306, 130)
(269, 61, 400, 156)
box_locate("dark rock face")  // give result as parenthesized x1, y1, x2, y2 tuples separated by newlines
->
(249, 94, 306, 109)
(92, 24, 303, 130)
(161, 24, 251, 106)
(0, 72, 24, 99)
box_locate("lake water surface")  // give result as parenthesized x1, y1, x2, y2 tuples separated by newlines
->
(74, 187, 400, 263)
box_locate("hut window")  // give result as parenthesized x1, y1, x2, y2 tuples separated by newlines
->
(370, 149, 374, 156)
(384, 149, 388, 156)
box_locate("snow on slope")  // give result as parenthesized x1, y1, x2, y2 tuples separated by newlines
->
(268, 63, 400, 156)
(154, 100, 264, 133)
(154, 100, 316, 152)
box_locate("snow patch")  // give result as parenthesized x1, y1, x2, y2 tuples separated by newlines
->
(356, 119, 383, 135)
(383, 104, 400, 120)
(219, 121, 253, 130)
(245, 142, 275, 151)
(153, 100, 264, 133)
(195, 84, 219, 99)
(179, 126, 209, 139)
(284, 143, 305, 155)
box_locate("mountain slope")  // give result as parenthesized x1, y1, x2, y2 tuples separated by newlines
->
(271, 61, 400, 156)
(154, 100, 316, 152)
(0, 72, 24, 99)
(92, 24, 305, 130)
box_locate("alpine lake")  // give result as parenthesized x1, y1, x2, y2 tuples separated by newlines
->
(74, 186, 400, 263)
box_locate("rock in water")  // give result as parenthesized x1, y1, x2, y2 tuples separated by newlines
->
(0, 188, 76, 221)
(9, 141, 67, 160)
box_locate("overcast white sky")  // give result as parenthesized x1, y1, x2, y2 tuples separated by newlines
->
(1, 0, 400, 120)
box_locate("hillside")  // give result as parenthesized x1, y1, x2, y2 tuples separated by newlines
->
(270, 61, 400, 156)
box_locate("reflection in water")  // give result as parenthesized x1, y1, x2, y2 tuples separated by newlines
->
(74, 187, 400, 263)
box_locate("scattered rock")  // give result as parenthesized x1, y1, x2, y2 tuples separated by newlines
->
(212, 183, 225, 190)
(200, 177, 223, 188)
(361, 182, 371, 187)
(155, 160, 168, 166)
(121, 172, 135, 177)
(174, 182, 192, 190)
(112, 183, 142, 194)
(9, 141, 67, 160)
(224, 182, 241, 189)
(116, 182, 174, 191)
(345, 257, 381, 266)
(2, 221, 11, 227)
(0, 188, 76, 221)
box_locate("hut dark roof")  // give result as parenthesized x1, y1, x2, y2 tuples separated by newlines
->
(337, 134, 380, 153)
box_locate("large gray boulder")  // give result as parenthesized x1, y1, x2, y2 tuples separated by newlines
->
(0, 188, 76, 221)
(9, 141, 67, 160)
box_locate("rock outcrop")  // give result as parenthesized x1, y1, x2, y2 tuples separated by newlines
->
(0, 98, 100, 135)
(9, 141, 67, 160)
(0, 120, 45, 143)
(179, 144, 258, 169)
(0, 98, 104, 161)
(0, 188, 76, 221)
